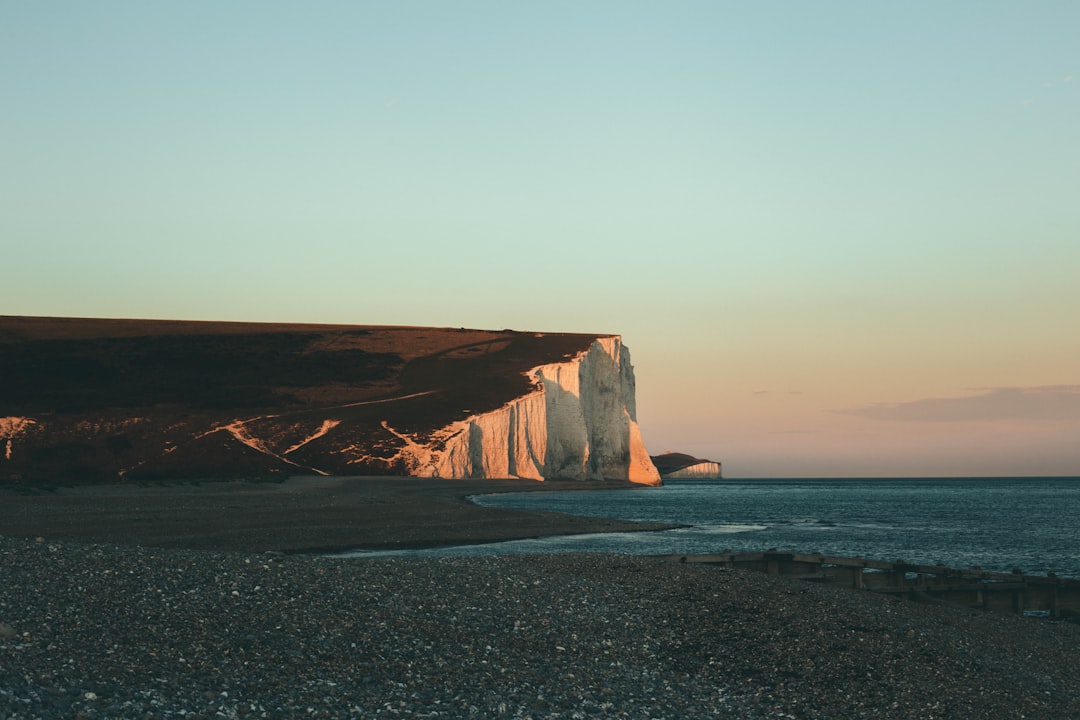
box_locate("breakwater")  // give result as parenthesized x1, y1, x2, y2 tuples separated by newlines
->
(664, 550, 1080, 620)
(472, 477, 1080, 578)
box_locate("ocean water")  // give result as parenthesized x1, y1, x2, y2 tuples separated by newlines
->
(340, 477, 1080, 579)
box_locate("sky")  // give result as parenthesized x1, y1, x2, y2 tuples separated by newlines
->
(2, 1, 1078, 477)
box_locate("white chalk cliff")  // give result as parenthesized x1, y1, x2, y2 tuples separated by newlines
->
(1, 319, 664, 485)
(391, 337, 661, 485)
(663, 461, 723, 479)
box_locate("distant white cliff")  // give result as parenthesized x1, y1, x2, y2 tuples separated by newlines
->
(663, 461, 723, 479)
(391, 337, 661, 485)
(650, 451, 723, 479)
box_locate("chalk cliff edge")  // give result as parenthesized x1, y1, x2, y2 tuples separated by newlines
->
(396, 337, 660, 484)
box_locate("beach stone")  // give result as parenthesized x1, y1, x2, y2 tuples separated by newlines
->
(2, 537, 1080, 719)
(0, 623, 15, 639)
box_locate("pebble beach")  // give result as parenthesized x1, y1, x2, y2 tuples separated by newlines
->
(3, 534, 1080, 719)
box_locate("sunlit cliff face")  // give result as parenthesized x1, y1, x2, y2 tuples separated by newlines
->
(392, 337, 662, 485)
(662, 462, 722, 480)
(0, 417, 37, 461)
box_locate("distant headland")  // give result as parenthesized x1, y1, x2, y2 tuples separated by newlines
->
(651, 451, 723, 479)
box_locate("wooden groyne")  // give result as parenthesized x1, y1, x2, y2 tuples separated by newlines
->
(661, 550, 1080, 620)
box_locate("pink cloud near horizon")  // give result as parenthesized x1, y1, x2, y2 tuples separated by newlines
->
(840, 386, 1080, 423)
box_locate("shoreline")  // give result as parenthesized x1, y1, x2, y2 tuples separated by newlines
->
(4, 476, 1080, 717)
(0, 475, 680, 554)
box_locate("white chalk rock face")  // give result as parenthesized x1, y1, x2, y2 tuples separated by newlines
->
(663, 462, 723, 479)
(409, 337, 661, 485)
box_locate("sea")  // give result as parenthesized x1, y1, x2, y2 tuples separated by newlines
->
(339, 477, 1080, 579)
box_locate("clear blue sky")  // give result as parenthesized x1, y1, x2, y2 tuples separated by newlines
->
(3, 2, 1078, 476)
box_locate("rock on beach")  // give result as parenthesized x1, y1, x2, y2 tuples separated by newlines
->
(2, 536, 1080, 719)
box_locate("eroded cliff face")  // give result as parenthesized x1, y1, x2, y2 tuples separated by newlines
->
(394, 337, 661, 485)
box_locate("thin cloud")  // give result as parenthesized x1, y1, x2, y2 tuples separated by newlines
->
(840, 386, 1080, 423)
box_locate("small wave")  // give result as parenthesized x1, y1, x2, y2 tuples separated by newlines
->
(698, 524, 768, 534)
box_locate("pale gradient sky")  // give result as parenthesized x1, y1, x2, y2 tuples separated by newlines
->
(2, 2, 1078, 477)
